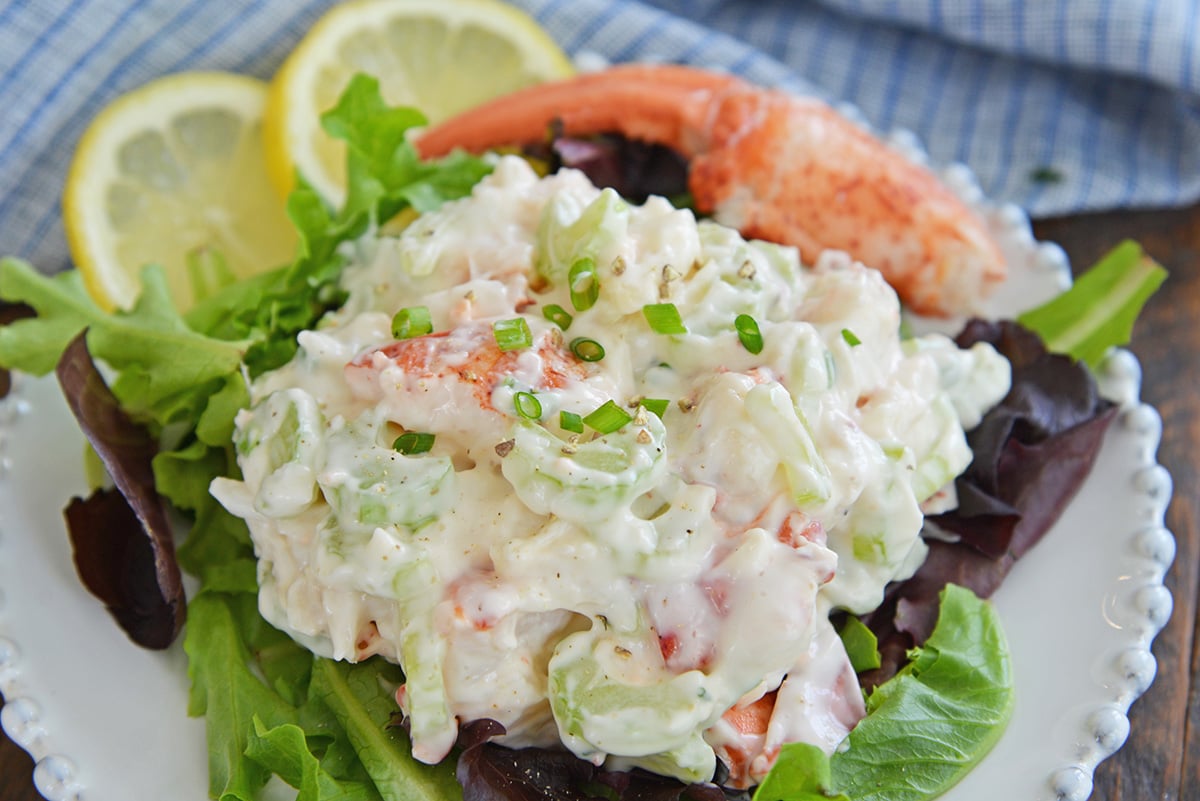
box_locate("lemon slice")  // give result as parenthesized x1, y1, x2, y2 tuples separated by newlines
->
(64, 72, 298, 312)
(264, 0, 574, 206)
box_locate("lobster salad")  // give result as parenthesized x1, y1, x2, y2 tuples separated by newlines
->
(0, 69, 1164, 801)
(210, 154, 1009, 787)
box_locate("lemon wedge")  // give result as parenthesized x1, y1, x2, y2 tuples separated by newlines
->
(64, 72, 298, 312)
(263, 0, 574, 206)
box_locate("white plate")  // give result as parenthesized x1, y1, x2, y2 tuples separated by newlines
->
(0, 194, 1175, 801)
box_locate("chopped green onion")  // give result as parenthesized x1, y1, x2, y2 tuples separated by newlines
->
(543, 304, 573, 330)
(1029, 166, 1064, 185)
(560, 410, 584, 434)
(568, 257, 600, 311)
(642, 302, 688, 335)
(641, 398, 670, 418)
(514, 391, 542, 420)
(570, 336, 606, 362)
(734, 314, 763, 354)
(391, 306, 432, 339)
(393, 432, 435, 455)
(493, 317, 533, 351)
(583, 400, 633, 434)
(841, 328, 862, 347)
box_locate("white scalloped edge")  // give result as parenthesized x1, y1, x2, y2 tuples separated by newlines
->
(0, 375, 85, 801)
(1046, 350, 1175, 801)
(924, 138, 1173, 800)
(924, 156, 1174, 801)
(0, 130, 1175, 801)
(816, 109, 1173, 799)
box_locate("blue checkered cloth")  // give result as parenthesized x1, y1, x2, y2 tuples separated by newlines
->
(2, 0, 1197, 275)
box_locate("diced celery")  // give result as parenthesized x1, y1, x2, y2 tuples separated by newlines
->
(536, 188, 629, 286)
(235, 388, 325, 518)
(905, 335, 1011, 430)
(822, 460, 926, 614)
(851, 534, 888, 563)
(910, 395, 973, 503)
(744, 383, 832, 511)
(318, 428, 455, 534)
(611, 734, 716, 786)
(548, 624, 717, 783)
(500, 412, 667, 525)
(393, 557, 457, 763)
(631, 478, 718, 583)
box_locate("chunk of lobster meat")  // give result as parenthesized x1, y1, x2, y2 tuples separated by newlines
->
(345, 320, 590, 448)
(417, 64, 1005, 317)
(705, 618, 866, 788)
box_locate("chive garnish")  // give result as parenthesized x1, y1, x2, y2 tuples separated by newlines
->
(394, 432, 435, 455)
(514, 391, 542, 420)
(560, 410, 584, 434)
(543, 303, 573, 330)
(841, 328, 862, 347)
(641, 398, 670, 418)
(391, 305, 432, 339)
(570, 336, 606, 362)
(493, 317, 533, 351)
(735, 314, 763, 354)
(583, 400, 633, 434)
(642, 302, 687, 335)
(569, 257, 599, 311)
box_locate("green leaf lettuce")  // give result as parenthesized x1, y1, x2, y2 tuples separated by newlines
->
(759, 585, 1013, 801)
(1017, 239, 1166, 369)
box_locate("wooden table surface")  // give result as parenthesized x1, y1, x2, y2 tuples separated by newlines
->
(2, 203, 1197, 801)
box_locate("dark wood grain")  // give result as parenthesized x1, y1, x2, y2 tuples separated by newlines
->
(0, 719, 36, 801)
(1032, 205, 1200, 801)
(2, 204, 1197, 800)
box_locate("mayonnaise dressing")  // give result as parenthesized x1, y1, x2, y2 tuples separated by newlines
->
(210, 156, 1010, 786)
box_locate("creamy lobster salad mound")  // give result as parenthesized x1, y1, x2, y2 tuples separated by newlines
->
(210, 156, 1010, 789)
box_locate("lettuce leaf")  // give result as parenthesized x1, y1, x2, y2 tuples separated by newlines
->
(0, 265, 106, 374)
(185, 592, 304, 800)
(56, 332, 186, 649)
(829, 585, 1013, 800)
(153, 437, 232, 512)
(750, 743, 848, 801)
(835, 617, 881, 674)
(523, 133, 691, 207)
(309, 659, 463, 801)
(320, 73, 490, 224)
(245, 717, 382, 801)
(456, 739, 735, 801)
(758, 587, 1011, 801)
(1016, 239, 1165, 369)
(0, 261, 248, 422)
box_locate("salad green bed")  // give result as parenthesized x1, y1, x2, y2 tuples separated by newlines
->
(0, 74, 1165, 801)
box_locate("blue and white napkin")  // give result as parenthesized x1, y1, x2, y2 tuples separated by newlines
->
(1, 0, 1196, 275)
